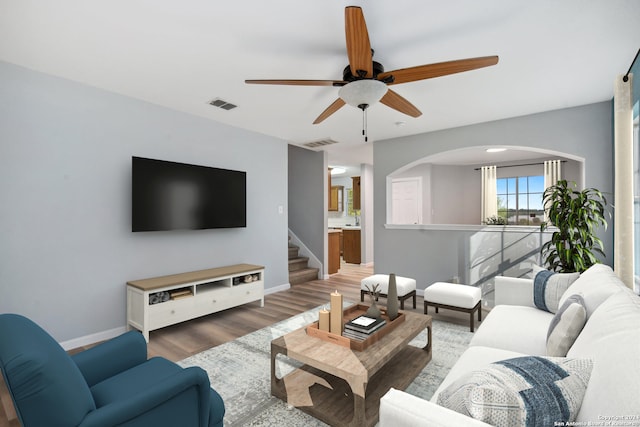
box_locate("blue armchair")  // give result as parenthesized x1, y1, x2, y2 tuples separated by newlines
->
(0, 314, 224, 427)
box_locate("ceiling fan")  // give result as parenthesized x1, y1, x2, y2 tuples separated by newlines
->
(246, 6, 499, 125)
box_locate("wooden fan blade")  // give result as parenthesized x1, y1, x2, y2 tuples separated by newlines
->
(378, 56, 499, 85)
(313, 98, 346, 124)
(380, 90, 422, 118)
(345, 6, 373, 78)
(245, 79, 346, 87)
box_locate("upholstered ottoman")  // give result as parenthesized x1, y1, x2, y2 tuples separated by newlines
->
(424, 282, 482, 332)
(360, 274, 417, 309)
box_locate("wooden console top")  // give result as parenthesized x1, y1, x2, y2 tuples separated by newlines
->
(127, 263, 264, 291)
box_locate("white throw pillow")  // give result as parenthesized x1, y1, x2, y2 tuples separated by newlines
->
(557, 264, 625, 318)
(532, 265, 579, 313)
(546, 294, 587, 357)
(437, 356, 593, 427)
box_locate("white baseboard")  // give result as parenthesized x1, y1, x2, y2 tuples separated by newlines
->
(58, 282, 301, 350)
(60, 326, 128, 351)
(265, 283, 290, 295)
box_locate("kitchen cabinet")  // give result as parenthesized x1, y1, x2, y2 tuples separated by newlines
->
(328, 230, 341, 274)
(329, 185, 344, 211)
(352, 176, 361, 210)
(342, 228, 361, 264)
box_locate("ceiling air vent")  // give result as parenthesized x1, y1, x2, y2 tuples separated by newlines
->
(303, 138, 339, 148)
(209, 98, 237, 110)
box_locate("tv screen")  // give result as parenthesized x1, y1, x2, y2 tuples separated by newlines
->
(132, 156, 246, 232)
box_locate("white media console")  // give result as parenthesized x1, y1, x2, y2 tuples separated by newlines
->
(126, 263, 265, 341)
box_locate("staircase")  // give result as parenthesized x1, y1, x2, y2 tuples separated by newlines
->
(288, 238, 320, 285)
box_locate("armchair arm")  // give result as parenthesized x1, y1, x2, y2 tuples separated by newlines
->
(379, 388, 491, 427)
(72, 331, 148, 387)
(494, 276, 535, 307)
(78, 366, 213, 427)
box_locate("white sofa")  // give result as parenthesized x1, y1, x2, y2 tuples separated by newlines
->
(380, 264, 640, 426)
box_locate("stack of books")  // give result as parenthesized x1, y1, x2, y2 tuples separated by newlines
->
(343, 315, 386, 341)
(169, 288, 193, 300)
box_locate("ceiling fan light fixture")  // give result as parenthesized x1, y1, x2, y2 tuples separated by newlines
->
(338, 79, 388, 108)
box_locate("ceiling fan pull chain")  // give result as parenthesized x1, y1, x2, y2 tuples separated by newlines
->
(363, 108, 368, 142)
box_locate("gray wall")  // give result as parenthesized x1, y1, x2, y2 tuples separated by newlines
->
(374, 102, 614, 290)
(288, 145, 325, 261)
(431, 165, 479, 224)
(0, 61, 289, 342)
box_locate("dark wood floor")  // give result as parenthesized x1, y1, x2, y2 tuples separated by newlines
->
(0, 262, 479, 426)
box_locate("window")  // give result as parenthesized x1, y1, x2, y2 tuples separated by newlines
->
(497, 175, 544, 225)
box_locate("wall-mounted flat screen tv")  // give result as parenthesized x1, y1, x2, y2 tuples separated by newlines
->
(132, 156, 246, 232)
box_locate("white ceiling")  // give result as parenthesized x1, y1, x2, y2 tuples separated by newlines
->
(1, 1, 638, 171)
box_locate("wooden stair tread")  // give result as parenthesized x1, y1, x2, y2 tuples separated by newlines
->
(287, 235, 317, 285)
(289, 267, 320, 285)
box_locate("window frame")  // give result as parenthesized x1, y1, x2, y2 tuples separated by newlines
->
(496, 175, 544, 225)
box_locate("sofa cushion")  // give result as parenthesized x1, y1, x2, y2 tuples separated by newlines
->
(436, 356, 593, 427)
(546, 294, 587, 357)
(532, 265, 579, 313)
(381, 388, 494, 427)
(431, 346, 529, 402)
(469, 305, 553, 355)
(566, 287, 640, 422)
(557, 264, 624, 317)
(91, 357, 183, 407)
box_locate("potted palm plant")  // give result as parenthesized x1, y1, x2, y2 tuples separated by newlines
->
(540, 180, 609, 273)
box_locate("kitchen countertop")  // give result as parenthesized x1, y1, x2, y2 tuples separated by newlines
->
(328, 225, 361, 231)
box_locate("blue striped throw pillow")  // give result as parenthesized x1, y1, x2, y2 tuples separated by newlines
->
(437, 356, 593, 427)
(533, 266, 579, 313)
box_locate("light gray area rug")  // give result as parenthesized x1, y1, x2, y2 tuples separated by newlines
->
(178, 304, 473, 426)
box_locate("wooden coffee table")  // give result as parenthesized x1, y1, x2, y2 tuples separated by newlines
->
(270, 309, 432, 427)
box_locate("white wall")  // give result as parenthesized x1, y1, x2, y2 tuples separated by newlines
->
(0, 61, 289, 342)
(327, 175, 355, 227)
(360, 163, 374, 265)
